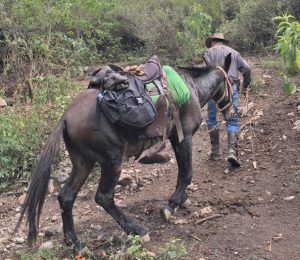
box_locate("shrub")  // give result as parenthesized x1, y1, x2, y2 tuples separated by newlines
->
(177, 4, 212, 62)
(114, 0, 215, 63)
(224, 0, 287, 53)
(0, 73, 77, 187)
(273, 14, 300, 74)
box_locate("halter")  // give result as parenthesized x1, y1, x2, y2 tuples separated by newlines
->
(214, 66, 233, 112)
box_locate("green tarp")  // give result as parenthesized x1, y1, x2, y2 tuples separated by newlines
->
(163, 65, 190, 107)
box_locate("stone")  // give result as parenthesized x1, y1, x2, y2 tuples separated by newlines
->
(15, 237, 25, 244)
(39, 241, 54, 250)
(118, 173, 133, 186)
(44, 223, 63, 237)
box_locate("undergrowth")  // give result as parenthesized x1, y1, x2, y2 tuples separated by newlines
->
(0, 72, 81, 189)
(16, 236, 187, 260)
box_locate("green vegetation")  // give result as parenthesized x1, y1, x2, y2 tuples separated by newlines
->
(0, 74, 78, 187)
(273, 14, 300, 74)
(177, 4, 212, 62)
(18, 243, 63, 260)
(16, 236, 187, 260)
(273, 14, 300, 95)
(223, 0, 286, 53)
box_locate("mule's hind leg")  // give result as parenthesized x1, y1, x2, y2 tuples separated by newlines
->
(161, 134, 193, 221)
(95, 161, 149, 241)
(58, 155, 94, 248)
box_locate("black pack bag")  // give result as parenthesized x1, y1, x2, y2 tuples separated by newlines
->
(98, 73, 157, 129)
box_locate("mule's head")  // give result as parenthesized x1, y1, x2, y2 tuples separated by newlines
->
(91, 66, 129, 90)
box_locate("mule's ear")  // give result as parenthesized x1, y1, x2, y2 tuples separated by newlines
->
(108, 64, 124, 72)
(91, 68, 102, 77)
(224, 53, 231, 73)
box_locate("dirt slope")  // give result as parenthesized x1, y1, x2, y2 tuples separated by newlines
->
(0, 59, 299, 260)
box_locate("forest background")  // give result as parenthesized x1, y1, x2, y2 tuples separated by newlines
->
(0, 0, 299, 187)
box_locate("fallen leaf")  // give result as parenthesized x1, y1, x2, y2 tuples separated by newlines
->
(187, 183, 199, 192)
(272, 233, 283, 241)
(263, 74, 272, 78)
(292, 120, 300, 131)
(253, 161, 257, 169)
(256, 110, 264, 116)
(200, 206, 212, 216)
(173, 218, 189, 225)
(283, 196, 295, 201)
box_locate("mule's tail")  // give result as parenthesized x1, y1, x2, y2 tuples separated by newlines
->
(14, 118, 65, 246)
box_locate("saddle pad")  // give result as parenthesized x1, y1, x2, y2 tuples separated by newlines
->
(163, 65, 190, 106)
(145, 66, 190, 107)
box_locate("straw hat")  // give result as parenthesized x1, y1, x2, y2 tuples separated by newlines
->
(205, 33, 229, 48)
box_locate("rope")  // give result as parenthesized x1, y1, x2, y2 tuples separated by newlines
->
(215, 66, 233, 112)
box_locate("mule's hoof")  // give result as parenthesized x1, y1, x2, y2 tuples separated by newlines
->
(181, 199, 192, 208)
(160, 207, 173, 222)
(141, 233, 151, 243)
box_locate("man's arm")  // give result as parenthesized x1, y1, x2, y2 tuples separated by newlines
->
(237, 55, 251, 88)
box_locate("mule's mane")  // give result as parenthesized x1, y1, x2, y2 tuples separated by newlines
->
(175, 66, 218, 90)
(177, 65, 213, 75)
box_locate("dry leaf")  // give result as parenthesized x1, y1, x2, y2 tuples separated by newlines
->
(283, 196, 295, 201)
(0, 96, 7, 107)
(173, 218, 189, 225)
(267, 240, 272, 252)
(188, 183, 199, 191)
(256, 110, 264, 116)
(253, 161, 257, 169)
(239, 102, 254, 117)
(200, 206, 213, 216)
(292, 120, 300, 131)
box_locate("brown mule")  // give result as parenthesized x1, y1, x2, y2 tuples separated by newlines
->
(15, 55, 233, 250)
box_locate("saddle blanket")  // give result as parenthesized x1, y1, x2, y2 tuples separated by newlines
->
(146, 65, 190, 107)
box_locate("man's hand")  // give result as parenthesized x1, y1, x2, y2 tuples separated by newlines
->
(240, 87, 250, 96)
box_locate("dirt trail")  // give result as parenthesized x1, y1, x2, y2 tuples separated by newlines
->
(0, 60, 299, 259)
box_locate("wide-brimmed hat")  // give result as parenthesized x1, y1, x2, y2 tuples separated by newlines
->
(205, 33, 229, 48)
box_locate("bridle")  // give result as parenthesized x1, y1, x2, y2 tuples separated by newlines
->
(213, 66, 233, 112)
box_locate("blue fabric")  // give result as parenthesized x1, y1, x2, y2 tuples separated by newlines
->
(207, 82, 240, 133)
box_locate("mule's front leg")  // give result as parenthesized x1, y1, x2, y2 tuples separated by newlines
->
(95, 162, 150, 241)
(161, 134, 193, 221)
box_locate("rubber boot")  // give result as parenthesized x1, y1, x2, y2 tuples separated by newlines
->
(227, 132, 241, 167)
(208, 127, 221, 161)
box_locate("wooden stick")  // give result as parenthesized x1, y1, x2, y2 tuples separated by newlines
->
(188, 234, 202, 242)
(195, 214, 221, 225)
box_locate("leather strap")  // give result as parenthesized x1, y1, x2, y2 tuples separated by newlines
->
(161, 73, 184, 143)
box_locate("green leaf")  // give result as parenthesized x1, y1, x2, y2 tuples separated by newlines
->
(282, 76, 297, 95)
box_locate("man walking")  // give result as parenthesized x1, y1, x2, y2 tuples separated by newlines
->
(203, 33, 252, 167)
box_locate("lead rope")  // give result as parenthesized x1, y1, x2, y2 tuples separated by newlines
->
(215, 66, 233, 112)
(245, 89, 257, 170)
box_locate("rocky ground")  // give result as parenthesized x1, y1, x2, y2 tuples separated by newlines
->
(0, 58, 300, 259)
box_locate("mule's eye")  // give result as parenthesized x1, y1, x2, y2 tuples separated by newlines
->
(104, 71, 112, 79)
